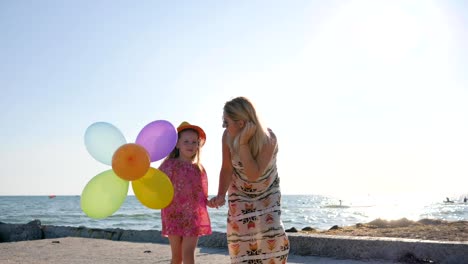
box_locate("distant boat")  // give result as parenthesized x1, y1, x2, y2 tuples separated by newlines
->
(323, 199, 351, 208)
(323, 205, 351, 208)
(444, 197, 454, 204)
(48, 195, 56, 199)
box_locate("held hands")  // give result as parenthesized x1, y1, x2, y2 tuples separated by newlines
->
(207, 195, 226, 209)
(239, 121, 256, 145)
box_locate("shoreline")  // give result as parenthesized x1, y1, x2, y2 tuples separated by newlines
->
(288, 218, 468, 242)
(1, 219, 467, 263)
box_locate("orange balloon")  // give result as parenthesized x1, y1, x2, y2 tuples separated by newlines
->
(112, 143, 150, 181)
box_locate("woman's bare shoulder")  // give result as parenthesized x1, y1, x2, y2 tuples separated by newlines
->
(260, 128, 276, 155)
(267, 128, 277, 145)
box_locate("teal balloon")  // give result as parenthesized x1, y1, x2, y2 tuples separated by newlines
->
(84, 122, 126, 165)
(81, 169, 129, 219)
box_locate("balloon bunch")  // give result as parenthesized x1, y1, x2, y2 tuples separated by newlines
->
(81, 120, 178, 219)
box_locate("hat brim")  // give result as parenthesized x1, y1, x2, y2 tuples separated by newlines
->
(177, 125, 206, 145)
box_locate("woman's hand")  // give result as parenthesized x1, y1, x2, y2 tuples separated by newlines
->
(239, 121, 256, 145)
(208, 195, 226, 208)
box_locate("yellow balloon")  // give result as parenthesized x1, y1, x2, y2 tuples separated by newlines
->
(132, 167, 174, 209)
(81, 169, 129, 219)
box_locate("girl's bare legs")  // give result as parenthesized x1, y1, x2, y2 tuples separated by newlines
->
(181, 236, 198, 264)
(168, 235, 182, 264)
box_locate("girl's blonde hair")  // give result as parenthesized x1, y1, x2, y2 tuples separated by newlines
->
(164, 129, 203, 170)
(223, 96, 269, 158)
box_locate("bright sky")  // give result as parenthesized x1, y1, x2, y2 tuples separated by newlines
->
(1, 1, 467, 201)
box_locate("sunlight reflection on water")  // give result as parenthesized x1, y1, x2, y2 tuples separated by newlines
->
(1, 194, 466, 232)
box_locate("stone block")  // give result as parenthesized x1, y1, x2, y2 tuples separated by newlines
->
(0, 220, 43, 242)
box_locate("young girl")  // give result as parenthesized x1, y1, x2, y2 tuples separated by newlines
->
(159, 121, 212, 264)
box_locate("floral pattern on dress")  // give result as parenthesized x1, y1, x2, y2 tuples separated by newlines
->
(226, 134, 289, 264)
(159, 158, 211, 237)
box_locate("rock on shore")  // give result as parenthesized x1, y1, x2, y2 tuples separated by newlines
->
(0, 220, 226, 247)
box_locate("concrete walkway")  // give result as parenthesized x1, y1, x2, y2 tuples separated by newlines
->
(0, 237, 394, 264)
(1, 222, 466, 263)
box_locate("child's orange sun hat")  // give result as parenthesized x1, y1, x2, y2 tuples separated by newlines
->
(177, 121, 206, 146)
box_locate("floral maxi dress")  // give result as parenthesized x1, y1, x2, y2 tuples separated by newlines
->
(227, 141, 289, 264)
(160, 159, 212, 237)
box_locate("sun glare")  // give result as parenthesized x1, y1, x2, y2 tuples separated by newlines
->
(288, 0, 460, 197)
(363, 194, 430, 221)
(343, 1, 422, 64)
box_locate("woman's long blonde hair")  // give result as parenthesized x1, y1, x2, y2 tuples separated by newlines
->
(223, 96, 269, 158)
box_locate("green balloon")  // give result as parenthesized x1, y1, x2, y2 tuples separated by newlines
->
(81, 169, 129, 219)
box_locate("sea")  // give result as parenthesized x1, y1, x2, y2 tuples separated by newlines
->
(1, 195, 467, 233)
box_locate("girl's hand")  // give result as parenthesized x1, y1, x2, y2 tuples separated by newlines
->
(239, 121, 256, 145)
(208, 195, 226, 209)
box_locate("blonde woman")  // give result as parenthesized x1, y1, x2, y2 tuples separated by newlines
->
(208, 97, 289, 263)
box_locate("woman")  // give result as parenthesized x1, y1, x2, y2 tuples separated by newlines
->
(208, 96, 289, 263)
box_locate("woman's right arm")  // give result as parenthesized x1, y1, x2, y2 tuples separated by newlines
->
(208, 130, 232, 208)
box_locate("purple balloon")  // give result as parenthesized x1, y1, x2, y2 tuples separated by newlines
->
(135, 120, 177, 162)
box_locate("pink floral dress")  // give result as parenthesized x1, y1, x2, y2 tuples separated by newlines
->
(159, 158, 212, 237)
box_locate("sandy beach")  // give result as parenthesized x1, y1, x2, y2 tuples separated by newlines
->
(299, 218, 468, 242)
(0, 237, 394, 264)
